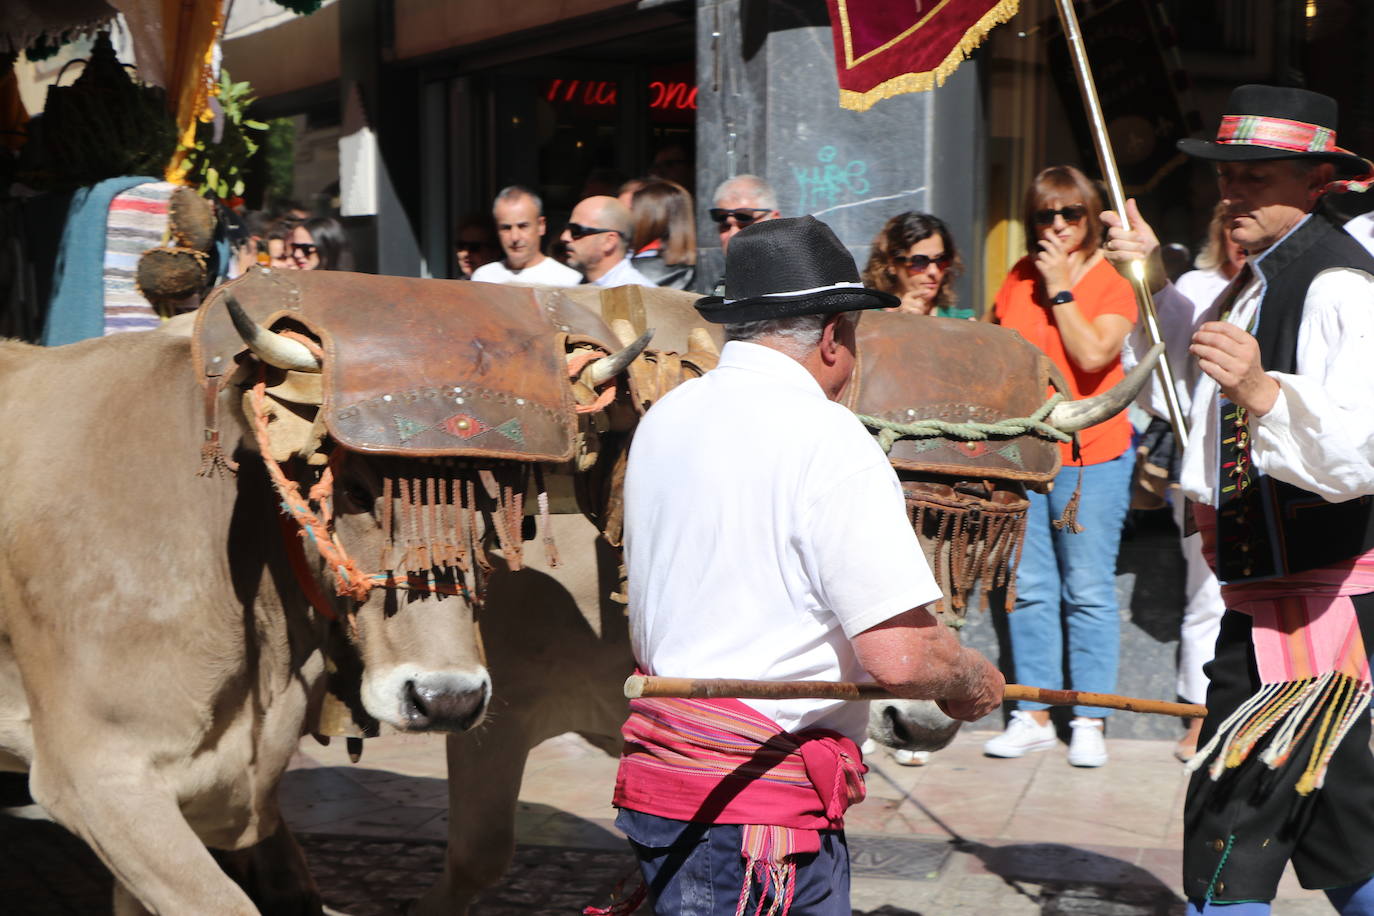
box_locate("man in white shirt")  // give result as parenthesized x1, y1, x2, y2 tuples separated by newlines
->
(559, 196, 652, 288)
(613, 216, 1004, 916)
(1104, 85, 1374, 916)
(471, 186, 582, 287)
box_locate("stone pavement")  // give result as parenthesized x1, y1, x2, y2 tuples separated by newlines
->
(0, 727, 1342, 913)
(278, 727, 1337, 915)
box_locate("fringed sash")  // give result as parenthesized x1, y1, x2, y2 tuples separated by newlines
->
(1189, 505, 1374, 794)
(613, 692, 866, 916)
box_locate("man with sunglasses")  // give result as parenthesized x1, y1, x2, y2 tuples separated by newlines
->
(471, 186, 582, 287)
(1105, 85, 1374, 916)
(711, 175, 781, 253)
(560, 195, 652, 288)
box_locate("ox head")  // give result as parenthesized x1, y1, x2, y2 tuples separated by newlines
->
(224, 295, 648, 734)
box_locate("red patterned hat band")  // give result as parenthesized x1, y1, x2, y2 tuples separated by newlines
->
(1216, 114, 1374, 193)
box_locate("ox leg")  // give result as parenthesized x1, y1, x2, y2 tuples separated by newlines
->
(211, 820, 324, 915)
(29, 761, 259, 915)
(413, 719, 532, 915)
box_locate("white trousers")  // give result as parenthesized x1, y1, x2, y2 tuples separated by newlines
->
(1173, 498, 1226, 704)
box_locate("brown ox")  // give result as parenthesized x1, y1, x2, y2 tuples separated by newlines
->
(417, 288, 1158, 913)
(0, 270, 644, 914)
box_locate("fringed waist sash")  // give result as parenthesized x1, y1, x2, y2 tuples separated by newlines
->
(1192, 505, 1374, 794)
(613, 691, 866, 916)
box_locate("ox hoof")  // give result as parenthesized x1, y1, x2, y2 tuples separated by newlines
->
(868, 700, 962, 754)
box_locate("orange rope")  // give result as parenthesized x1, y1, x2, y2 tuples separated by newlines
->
(249, 375, 373, 602)
(567, 351, 618, 414)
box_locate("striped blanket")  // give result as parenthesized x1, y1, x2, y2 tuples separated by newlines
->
(613, 694, 866, 916)
(103, 182, 175, 335)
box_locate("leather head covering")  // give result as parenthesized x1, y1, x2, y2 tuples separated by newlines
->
(695, 215, 898, 323)
(1178, 84, 1372, 179)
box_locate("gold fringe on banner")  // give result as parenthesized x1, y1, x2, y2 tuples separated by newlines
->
(836, 0, 1022, 112)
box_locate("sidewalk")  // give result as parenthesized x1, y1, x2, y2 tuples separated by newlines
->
(283, 728, 1336, 915)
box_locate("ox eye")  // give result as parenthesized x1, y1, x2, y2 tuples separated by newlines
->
(341, 483, 374, 510)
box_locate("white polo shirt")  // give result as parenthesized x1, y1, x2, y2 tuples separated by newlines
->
(471, 256, 583, 287)
(623, 340, 943, 742)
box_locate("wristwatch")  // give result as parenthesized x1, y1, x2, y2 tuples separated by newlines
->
(1048, 290, 1075, 306)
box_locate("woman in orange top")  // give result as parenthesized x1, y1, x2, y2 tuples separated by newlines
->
(982, 165, 1137, 768)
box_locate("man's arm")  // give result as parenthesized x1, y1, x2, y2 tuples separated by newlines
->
(850, 607, 1005, 722)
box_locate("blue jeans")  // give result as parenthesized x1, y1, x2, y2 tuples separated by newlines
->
(1009, 451, 1133, 718)
(616, 808, 851, 916)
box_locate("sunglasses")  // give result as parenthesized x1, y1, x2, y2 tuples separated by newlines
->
(1033, 205, 1088, 227)
(565, 223, 624, 240)
(892, 252, 953, 273)
(291, 242, 319, 257)
(709, 207, 772, 228)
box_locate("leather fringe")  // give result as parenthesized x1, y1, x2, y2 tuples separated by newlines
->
(903, 479, 1029, 615)
(380, 461, 544, 578)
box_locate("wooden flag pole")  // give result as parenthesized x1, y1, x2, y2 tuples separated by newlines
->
(624, 675, 1207, 719)
(1051, 0, 1190, 451)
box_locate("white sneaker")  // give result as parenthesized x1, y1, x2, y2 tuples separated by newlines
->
(983, 710, 1058, 758)
(1067, 717, 1108, 767)
(891, 749, 931, 767)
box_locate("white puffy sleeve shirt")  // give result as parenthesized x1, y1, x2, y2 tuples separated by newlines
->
(1156, 265, 1374, 505)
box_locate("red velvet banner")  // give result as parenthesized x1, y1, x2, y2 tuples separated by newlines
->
(825, 0, 1020, 111)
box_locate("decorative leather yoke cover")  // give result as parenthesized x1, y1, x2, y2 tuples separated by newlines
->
(847, 312, 1061, 485)
(195, 270, 613, 462)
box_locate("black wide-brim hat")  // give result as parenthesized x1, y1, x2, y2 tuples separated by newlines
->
(1177, 84, 1373, 179)
(695, 215, 898, 323)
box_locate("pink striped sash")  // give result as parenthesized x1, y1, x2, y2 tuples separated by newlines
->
(613, 693, 866, 915)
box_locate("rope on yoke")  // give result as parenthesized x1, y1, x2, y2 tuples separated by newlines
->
(857, 392, 1070, 453)
(566, 350, 618, 414)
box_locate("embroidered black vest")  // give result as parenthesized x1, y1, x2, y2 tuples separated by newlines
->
(1215, 214, 1374, 582)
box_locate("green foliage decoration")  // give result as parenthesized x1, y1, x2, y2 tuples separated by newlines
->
(177, 69, 269, 201)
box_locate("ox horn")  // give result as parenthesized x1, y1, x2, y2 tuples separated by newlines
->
(225, 294, 321, 372)
(1045, 342, 1163, 433)
(587, 329, 654, 386)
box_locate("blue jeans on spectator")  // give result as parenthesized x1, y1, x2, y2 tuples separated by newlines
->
(1009, 450, 1133, 718)
(615, 808, 851, 916)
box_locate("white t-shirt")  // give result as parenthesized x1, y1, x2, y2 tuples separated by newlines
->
(623, 340, 943, 742)
(471, 256, 583, 287)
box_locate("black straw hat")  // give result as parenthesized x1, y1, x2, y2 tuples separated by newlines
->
(1177, 85, 1372, 179)
(695, 216, 898, 323)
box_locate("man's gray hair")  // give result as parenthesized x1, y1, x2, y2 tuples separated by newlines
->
(723, 314, 829, 358)
(493, 185, 543, 216)
(713, 174, 778, 212)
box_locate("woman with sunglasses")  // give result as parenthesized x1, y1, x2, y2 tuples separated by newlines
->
(983, 164, 1137, 769)
(861, 212, 968, 317)
(289, 217, 354, 271)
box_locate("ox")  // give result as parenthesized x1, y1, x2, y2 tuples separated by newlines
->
(416, 286, 1159, 913)
(0, 270, 644, 914)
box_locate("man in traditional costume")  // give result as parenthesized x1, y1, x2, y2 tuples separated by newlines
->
(609, 216, 1005, 915)
(1104, 85, 1374, 915)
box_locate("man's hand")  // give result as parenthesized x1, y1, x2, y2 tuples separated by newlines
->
(1101, 198, 1168, 293)
(1034, 233, 1074, 298)
(938, 654, 1005, 722)
(1190, 321, 1280, 416)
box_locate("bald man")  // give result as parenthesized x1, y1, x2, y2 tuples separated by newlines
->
(561, 195, 653, 287)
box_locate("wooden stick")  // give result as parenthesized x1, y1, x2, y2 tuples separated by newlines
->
(624, 676, 1207, 719)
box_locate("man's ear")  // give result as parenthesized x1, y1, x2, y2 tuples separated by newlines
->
(538, 216, 547, 237)
(1309, 163, 1335, 198)
(819, 312, 844, 365)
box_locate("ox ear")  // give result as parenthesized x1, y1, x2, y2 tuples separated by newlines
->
(244, 371, 328, 462)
